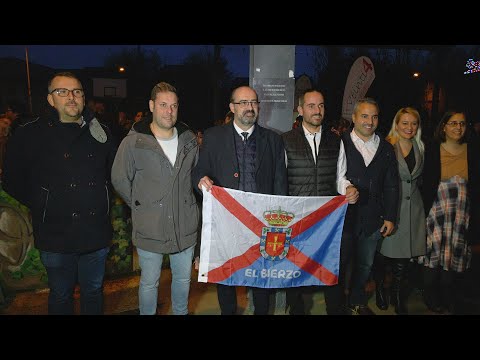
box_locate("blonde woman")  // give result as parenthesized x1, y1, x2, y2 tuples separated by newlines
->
(375, 107, 425, 315)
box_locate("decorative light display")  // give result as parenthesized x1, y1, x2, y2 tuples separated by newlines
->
(464, 58, 480, 74)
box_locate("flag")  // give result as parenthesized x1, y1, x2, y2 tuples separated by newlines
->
(198, 186, 348, 288)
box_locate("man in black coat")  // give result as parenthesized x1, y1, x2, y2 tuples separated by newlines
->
(2, 72, 117, 315)
(192, 85, 287, 315)
(342, 98, 399, 315)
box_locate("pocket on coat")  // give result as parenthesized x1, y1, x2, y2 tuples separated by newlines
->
(182, 200, 200, 237)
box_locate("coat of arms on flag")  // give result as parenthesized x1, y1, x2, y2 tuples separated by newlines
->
(198, 186, 348, 289)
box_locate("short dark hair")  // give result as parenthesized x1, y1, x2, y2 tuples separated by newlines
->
(298, 88, 324, 107)
(150, 82, 178, 101)
(47, 72, 82, 93)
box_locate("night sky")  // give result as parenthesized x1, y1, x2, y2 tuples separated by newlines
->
(0, 45, 317, 79)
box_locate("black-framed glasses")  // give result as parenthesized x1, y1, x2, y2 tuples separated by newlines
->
(232, 100, 260, 108)
(50, 88, 84, 98)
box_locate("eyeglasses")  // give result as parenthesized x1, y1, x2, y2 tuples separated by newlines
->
(50, 88, 85, 98)
(232, 100, 260, 108)
(446, 121, 466, 128)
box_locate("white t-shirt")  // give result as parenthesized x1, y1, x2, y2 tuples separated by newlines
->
(156, 127, 178, 166)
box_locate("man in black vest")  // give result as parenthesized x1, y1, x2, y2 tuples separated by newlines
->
(192, 86, 288, 315)
(282, 89, 359, 315)
(343, 98, 399, 315)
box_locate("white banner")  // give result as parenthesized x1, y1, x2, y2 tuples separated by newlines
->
(341, 56, 375, 122)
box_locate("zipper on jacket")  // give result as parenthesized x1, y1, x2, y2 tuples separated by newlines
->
(41, 187, 49, 223)
(105, 184, 110, 216)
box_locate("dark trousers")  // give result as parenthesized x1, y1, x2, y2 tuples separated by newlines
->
(217, 284, 270, 315)
(349, 230, 383, 306)
(286, 287, 306, 315)
(324, 224, 355, 314)
(286, 228, 354, 315)
(423, 266, 460, 311)
(373, 254, 411, 290)
(40, 247, 109, 315)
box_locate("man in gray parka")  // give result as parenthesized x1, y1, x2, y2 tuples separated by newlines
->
(111, 82, 199, 315)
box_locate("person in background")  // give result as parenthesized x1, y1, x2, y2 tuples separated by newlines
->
(213, 110, 234, 126)
(342, 97, 399, 315)
(133, 111, 145, 123)
(192, 86, 287, 315)
(196, 129, 204, 148)
(331, 117, 351, 137)
(2, 72, 116, 315)
(224, 110, 234, 124)
(86, 99, 96, 114)
(4, 105, 19, 122)
(292, 114, 303, 129)
(94, 102, 105, 119)
(420, 109, 480, 314)
(117, 111, 132, 138)
(111, 82, 200, 315)
(282, 89, 359, 315)
(375, 107, 425, 315)
(0, 117, 11, 173)
(4, 104, 21, 136)
(473, 122, 480, 136)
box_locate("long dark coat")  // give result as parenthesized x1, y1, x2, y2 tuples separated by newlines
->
(2, 108, 116, 253)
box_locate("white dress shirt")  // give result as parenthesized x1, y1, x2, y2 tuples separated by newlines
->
(350, 129, 380, 167)
(233, 122, 255, 140)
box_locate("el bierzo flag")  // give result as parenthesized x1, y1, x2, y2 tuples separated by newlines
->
(198, 186, 348, 288)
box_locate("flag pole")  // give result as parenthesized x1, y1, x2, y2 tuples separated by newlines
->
(25, 46, 33, 116)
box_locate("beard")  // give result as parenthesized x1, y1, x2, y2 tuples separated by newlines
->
(62, 103, 83, 121)
(238, 110, 257, 127)
(306, 118, 322, 127)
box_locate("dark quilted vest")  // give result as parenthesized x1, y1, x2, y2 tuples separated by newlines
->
(235, 130, 257, 192)
(283, 127, 340, 196)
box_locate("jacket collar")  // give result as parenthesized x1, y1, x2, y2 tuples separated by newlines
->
(46, 106, 94, 126)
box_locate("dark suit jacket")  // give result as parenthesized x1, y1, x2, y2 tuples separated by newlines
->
(342, 129, 399, 237)
(192, 122, 287, 196)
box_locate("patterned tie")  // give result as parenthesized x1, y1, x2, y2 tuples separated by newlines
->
(241, 132, 249, 142)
